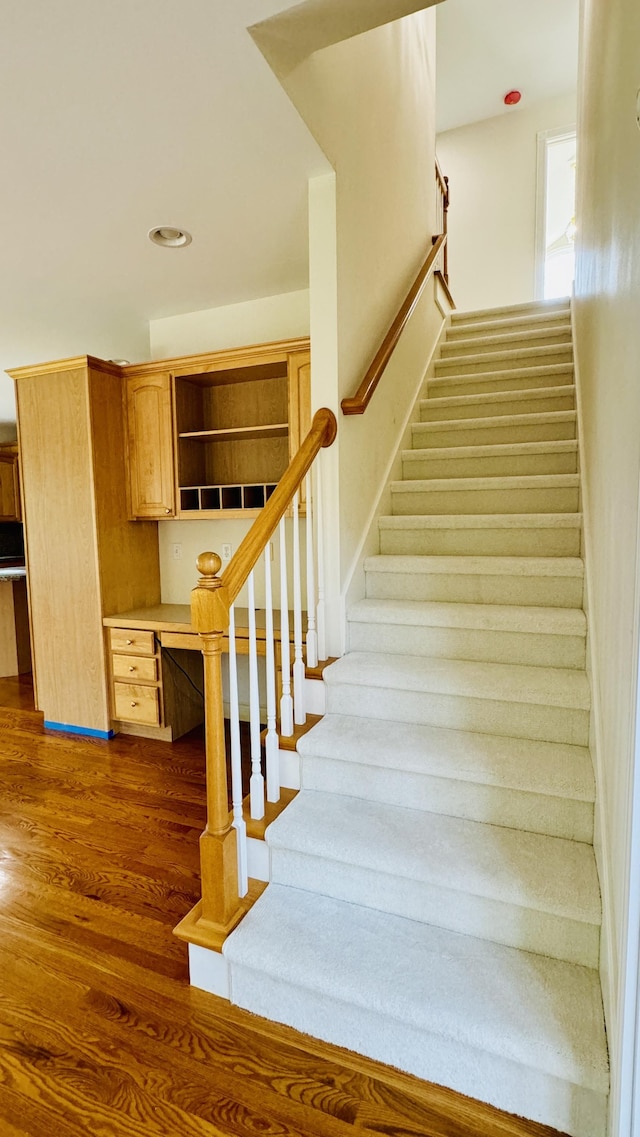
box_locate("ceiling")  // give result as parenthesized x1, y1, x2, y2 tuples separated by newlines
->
(0, 0, 329, 421)
(436, 0, 579, 134)
(0, 0, 579, 427)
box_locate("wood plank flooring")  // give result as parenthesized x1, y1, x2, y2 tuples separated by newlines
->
(0, 682, 567, 1137)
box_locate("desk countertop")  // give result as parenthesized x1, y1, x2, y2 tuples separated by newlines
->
(103, 605, 193, 633)
(103, 603, 289, 636)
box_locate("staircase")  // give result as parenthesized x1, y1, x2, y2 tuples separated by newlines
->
(222, 299, 610, 1137)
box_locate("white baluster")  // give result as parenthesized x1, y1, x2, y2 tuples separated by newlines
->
(305, 472, 318, 669)
(292, 491, 306, 725)
(263, 544, 280, 802)
(247, 570, 265, 820)
(279, 517, 293, 736)
(315, 454, 327, 662)
(228, 605, 248, 896)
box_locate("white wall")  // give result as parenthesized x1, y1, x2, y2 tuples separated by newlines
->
(152, 289, 310, 602)
(149, 289, 309, 359)
(437, 91, 577, 311)
(281, 9, 444, 593)
(573, 0, 640, 1129)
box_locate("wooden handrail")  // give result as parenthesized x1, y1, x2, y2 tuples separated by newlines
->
(435, 159, 449, 207)
(341, 232, 446, 416)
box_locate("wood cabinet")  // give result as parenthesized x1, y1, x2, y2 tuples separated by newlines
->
(0, 451, 21, 521)
(124, 338, 310, 520)
(10, 356, 161, 736)
(126, 372, 175, 518)
(106, 617, 204, 741)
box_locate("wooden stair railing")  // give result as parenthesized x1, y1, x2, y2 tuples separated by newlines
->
(184, 407, 337, 944)
(341, 163, 452, 417)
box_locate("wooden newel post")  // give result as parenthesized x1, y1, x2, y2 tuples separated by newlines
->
(191, 552, 244, 936)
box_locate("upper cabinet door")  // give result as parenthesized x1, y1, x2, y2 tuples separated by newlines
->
(0, 454, 21, 521)
(126, 373, 175, 518)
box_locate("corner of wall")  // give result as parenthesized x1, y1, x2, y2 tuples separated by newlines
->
(572, 296, 617, 1065)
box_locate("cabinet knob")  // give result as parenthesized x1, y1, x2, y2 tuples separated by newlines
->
(165, 507, 171, 514)
(129, 666, 135, 672)
(126, 638, 133, 645)
(131, 701, 137, 708)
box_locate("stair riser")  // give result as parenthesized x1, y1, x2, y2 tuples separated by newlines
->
(270, 848, 599, 967)
(347, 622, 586, 669)
(429, 370, 574, 398)
(227, 967, 607, 1137)
(302, 755, 594, 841)
(421, 393, 575, 421)
(391, 486, 580, 516)
(441, 330, 572, 358)
(403, 451, 578, 479)
(451, 303, 570, 327)
(326, 683, 589, 746)
(435, 349, 573, 377)
(412, 417, 577, 448)
(379, 527, 582, 557)
(365, 571, 584, 608)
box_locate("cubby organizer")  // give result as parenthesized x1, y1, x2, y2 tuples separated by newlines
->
(180, 484, 278, 513)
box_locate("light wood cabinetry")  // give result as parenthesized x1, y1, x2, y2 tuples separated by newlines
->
(10, 356, 161, 736)
(124, 339, 310, 520)
(0, 448, 21, 521)
(125, 372, 175, 518)
(105, 612, 204, 741)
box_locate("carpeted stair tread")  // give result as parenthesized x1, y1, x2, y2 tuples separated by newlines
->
(421, 384, 575, 411)
(434, 347, 574, 374)
(347, 597, 586, 636)
(412, 408, 576, 437)
(364, 554, 584, 578)
(391, 472, 580, 493)
(447, 313, 572, 338)
(324, 652, 590, 710)
(405, 439, 578, 461)
(379, 512, 582, 530)
(267, 790, 600, 926)
(440, 326, 572, 355)
(451, 300, 571, 324)
(297, 714, 594, 801)
(223, 884, 609, 1094)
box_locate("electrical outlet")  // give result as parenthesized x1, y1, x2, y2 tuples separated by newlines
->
(172, 543, 182, 560)
(222, 543, 232, 561)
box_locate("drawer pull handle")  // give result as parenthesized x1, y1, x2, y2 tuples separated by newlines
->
(126, 638, 133, 645)
(131, 701, 137, 707)
(129, 666, 135, 672)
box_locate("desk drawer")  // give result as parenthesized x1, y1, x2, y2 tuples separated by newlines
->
(112, 653, 158, 682)
(114, 682, 159, 725)
(109, 628, 155, 656)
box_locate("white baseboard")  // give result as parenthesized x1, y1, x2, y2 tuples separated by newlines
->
(247, 836, 270, 881)
(188, 943, 230, 999)
(304, 676, 325, 714)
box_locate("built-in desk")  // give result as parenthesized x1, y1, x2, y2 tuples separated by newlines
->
(103, 604, 288, 741)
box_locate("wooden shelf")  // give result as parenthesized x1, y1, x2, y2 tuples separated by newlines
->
(179, 423, 289, 443)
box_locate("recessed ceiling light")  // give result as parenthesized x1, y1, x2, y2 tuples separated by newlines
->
(148, 226, 192, 248)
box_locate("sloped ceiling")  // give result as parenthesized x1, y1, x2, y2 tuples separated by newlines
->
(436, 0, 579, 133)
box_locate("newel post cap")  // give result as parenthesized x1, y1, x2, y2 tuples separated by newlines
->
(196, 551, 222, 590)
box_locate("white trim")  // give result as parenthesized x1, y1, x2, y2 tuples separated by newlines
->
(188, 944, 230, 999)
(621, 483, 640, 1137)
(534, 125, 577, 301)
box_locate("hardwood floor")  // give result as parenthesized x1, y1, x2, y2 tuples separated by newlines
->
(0, 689, 567, 1137)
